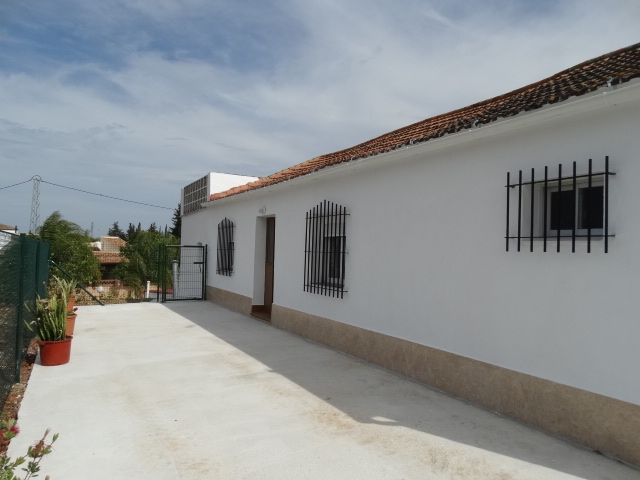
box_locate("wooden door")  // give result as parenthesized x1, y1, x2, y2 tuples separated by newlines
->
(264, 217, 275, 313)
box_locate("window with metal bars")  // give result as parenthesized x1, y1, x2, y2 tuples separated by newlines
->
(304, 200, 349, 298)
(216, 218, 234, 275)
(506, 156, 614, 253)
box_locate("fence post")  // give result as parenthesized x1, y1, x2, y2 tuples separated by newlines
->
(156, 246, 160, 303)
(160, 245, 166, 303)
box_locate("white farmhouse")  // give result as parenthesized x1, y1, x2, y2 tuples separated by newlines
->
(182, 43, 640, 465)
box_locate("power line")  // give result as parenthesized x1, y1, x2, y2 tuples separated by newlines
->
(0, 178, 33, 190)
(42, 180, 173, 210)
(0, 177, 173, 210)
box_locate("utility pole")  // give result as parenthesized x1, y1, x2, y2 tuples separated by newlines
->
(29, 175, 42, 234)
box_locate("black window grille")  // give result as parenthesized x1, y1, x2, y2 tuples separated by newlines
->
(216, 217, 234, 275)
(304, 200, 349, 298)
(506, 156, 614, 253)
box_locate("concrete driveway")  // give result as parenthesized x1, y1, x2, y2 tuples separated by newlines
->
(8, 301, 640, 479)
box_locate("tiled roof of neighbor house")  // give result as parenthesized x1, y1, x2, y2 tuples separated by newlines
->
(93, 237, 125, 264)
(100, 236, 126, 253)
(94, 251, 123, 264)
(0, 223, 17, 231)
(210, 42, 640, 202)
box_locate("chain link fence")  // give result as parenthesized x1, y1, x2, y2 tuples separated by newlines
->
(0, 232, 50, 409)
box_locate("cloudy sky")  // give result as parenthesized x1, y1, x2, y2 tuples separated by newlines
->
(0, 0, 638, 237)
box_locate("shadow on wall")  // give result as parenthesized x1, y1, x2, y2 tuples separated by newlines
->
(161, 301, 635, 479)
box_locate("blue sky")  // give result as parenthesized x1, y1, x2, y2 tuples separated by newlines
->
(0, 0, 638, 236)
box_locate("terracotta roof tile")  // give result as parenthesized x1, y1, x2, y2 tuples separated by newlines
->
(93, 252, 123, 264)
(211, 43, 640, 203)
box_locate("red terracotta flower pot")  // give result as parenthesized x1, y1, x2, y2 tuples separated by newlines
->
(67, 296, 76, 310)
(66, 314, 77, 337)
(38, 337, 72, 366)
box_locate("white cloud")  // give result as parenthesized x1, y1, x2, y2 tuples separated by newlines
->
(0, 0, 638, 232)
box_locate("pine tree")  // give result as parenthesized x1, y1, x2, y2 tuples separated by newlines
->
(108, 221, 126, 240)
(125, 223, 135, 240)
(169, 203, 182, 239)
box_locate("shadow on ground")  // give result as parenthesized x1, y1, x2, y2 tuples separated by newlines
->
(162, 301, 637, 480)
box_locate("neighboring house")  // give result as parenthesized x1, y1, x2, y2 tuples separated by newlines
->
(181, 172, 259, 216)
(0, 223, 17, 234)
(0, 223, 18, 250)
(92, 236, 126, 279)
(182, 43, 640, 465)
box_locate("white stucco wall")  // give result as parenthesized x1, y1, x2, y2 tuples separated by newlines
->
(184, 81, 640, 405)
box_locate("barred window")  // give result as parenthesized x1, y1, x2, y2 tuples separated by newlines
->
(216, 218, 234, 276)
(506, 157, 614, 253)
(304, 200, 348, 298)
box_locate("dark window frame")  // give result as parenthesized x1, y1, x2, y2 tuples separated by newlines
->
(304, 200, 348, 298)
(506, 157, 614, 253)
(216, 217, 234, 276)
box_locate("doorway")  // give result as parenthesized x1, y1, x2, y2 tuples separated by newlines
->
(251, 217, 275, 322)
(264, 217, 275, 314)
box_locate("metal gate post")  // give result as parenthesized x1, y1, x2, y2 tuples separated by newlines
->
(161, 244, 167, 303)
(156, 246, 161, 303)
(202, 244, 207, 300)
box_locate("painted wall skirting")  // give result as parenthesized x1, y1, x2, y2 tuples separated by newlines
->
(270, 303, 640, 467)
(206, 286, 252, 315)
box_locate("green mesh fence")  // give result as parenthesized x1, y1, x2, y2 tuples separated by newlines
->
(0, 232, 50, 409)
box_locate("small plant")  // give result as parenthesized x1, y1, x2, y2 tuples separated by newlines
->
(0, 415, 58, 480)
(25, 295, 67, 342)
(102, 289, 116, 301)
(0, 417, 19, 440)
(66, 307, 78, 317)
(74, 293, 89, 305)
(52, 276, 76, 305)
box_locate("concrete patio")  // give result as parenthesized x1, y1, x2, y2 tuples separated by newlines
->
(8, 301, 640, 479)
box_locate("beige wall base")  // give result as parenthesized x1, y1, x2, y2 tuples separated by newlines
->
(271, 304, 640, 467)
(206, 286, 252, 315)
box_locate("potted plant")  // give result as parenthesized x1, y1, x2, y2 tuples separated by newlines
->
(66, 306, 78, 336)
(54, 275, 77, 310)
(26, 294, 72, 366)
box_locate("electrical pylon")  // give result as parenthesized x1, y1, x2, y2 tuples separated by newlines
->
(29, 175, 42, 234)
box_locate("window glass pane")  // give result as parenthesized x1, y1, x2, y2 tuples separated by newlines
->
(579, 186, 603, 229)
(324, 236, 344, 283)
(550, 190, 575, 230)
(228, 241, 234, 272)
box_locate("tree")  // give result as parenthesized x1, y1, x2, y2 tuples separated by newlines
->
(116, 230, 179, 298)
(126, 223, 136, 240)
(169, 203, 181, 239)
(108, 221, 126, 239)
(148, 222, 157, 233)
(38, 211, 101, 286)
